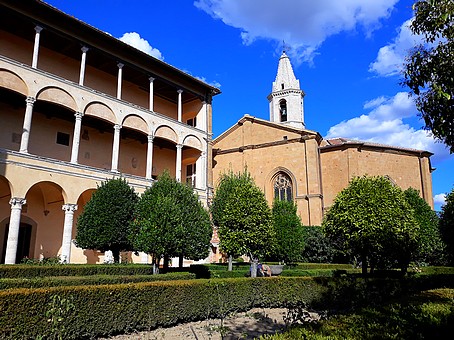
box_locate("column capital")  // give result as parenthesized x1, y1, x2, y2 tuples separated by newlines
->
(176, 143, 183, 150)
(114, 124, 122, 131)
(75, 111, 84, 119)
(35, 25, 43, 33)
(25, 97, 36, 105)
(177, 89, 183, 94)
(147, 135, 154, 143)
(10, 197, 26, 208)
(117, 62, 124, 69)
(62, 203, 78, 213)
(149, 76, 155, 82)
(81, 46, 89, 53)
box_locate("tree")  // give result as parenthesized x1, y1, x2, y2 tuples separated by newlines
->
(129, 171, 212, 270)
(323, 176, 419, 275)
(211, 170, 275, 272)
(301, 226, 335, 263)
(402, 0, 454, 152)
(270, 200, 304, 263)
(404, 187, 446, 265)
(75, 178, 138, 263)
(440, 188, 454, 264)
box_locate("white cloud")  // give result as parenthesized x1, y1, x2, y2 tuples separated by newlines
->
(119, 32, 163, 60)
(434, 193, 447, 206)
(194, 0, 399, 63)
(369, 18, 424, 76)
(326, 92, 451, 161)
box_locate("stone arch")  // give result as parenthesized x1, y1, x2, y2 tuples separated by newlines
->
(0, 69, 28, 96)
(36, 86, 77, 112)
(84, 102, 116, 123)
(122, 114, 149, 134)
(24, 181, 68, 208)
(154, 125, 178, 144)
(183, 134, 202, 150)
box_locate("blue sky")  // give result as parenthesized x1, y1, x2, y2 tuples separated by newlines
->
(44, 0, 453, 210)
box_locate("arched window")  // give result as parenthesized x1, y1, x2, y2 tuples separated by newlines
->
(274, 172, 293, 201)
(279, 100, 287, 122)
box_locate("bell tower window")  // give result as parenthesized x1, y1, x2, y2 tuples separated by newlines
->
(274, 172, 293, 201)
(279, 100, 287, 122)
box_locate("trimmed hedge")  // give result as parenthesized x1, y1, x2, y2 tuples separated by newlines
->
(0, 264, 154, 278)
(262, 288, 454, 339)
(2, 275, 454, 339)
(0, 272, 195, 290)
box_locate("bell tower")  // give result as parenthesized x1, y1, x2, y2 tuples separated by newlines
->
(267, 51, 305, 129)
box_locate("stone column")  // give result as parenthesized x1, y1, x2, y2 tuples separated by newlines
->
(146, 135, 154, 179)
(4, 198, 26, 264)
(19, 97, 36, 153)
(198, 101, 208, 131)
(117, 63, 124, 100)
(176, 144, 183, 182)
(177, 89, 183, 122)
(70, 112, 84, 164)
(79, 46, 89, 86)
(32, 26, 43, 69)
(196, 151, 206, 189)
(61, 204, 77, 263)
(149, 77, 155, 111)
(111, 124, 122, 172)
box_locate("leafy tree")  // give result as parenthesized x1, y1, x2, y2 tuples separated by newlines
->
(129, 171, 211, 269)
(323, 176, 419, 275)
(211, 170, 275, 271)
(404, 187, 446, 265)
(301, 226, 335, 263)
(402, 0, 454, 152)
(270, 200, 304, 263)
(75, 178, 138, 263)
(440, 188, 454, 264)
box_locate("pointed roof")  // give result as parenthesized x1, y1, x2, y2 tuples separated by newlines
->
(272, 51, 300, 92)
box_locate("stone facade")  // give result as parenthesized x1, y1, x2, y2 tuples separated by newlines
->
(213, 52, 434, 225)
(0, 0, 219, 264)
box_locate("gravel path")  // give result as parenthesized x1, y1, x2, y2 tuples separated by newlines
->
(106, 308, 288, 340)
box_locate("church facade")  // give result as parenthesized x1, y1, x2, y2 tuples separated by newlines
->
(0, 0, 219, 264)
(213, 52, 434, 226)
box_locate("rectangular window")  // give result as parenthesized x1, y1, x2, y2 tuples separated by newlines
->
(186, 163, 196, 187)
(56, 132, 70, 146)
(187, 117, 197, 127)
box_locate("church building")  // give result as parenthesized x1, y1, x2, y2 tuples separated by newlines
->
(213, 51, 434, 226)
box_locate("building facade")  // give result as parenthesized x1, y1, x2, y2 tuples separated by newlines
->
(0, 0, 220, 264)
(213, 52, 434, 226)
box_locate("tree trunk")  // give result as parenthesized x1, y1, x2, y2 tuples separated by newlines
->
(251, 259, 258, 278)
(163, 254, 169, 273)
(361, 257, 368, 276)
(228, 255, 233, 271)
(179, 254, 184, 268)
(112, 249, 120, 264)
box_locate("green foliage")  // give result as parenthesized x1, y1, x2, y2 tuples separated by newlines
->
(261, 289, 454, 339)
(129, 171, 212, 262)
(402, 0, 454, 152)
(271, 200, 304, 263)
(404, 187, 446, 265)
(4, 272, 454, 339)
(323, 175, 419, 274)
(211, 170, 275, 260)
(75, 178, 138, 262)
(301, 226, 335, 263)
(0, 272, 196, 290)
(440, 188, 454, 264)
(0, 264, 155, 278)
